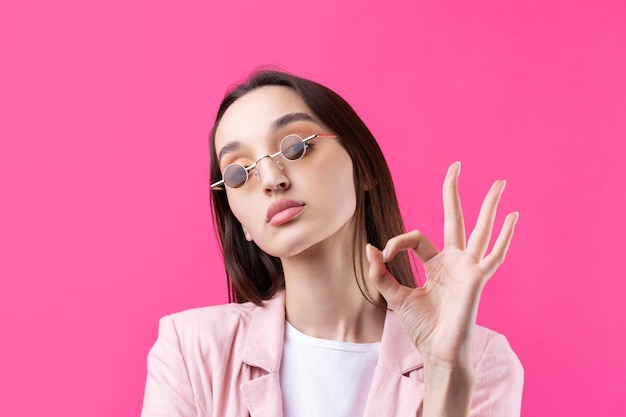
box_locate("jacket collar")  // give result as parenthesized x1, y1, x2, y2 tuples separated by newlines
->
(239, 292, 286, 417)
(365, 308, 425, 416)
(241, 290, 287, 373)
(241, 289, 423, 374)
(379, 308, 424, 374)
(240, 290, 425, 416)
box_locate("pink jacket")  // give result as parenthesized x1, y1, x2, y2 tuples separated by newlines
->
(141, 291, 523, 416)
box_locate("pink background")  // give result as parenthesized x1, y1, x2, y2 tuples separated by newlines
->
(1, 0, 625, 415)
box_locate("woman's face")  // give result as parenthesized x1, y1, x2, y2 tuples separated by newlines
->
(214, 86, 357, 259)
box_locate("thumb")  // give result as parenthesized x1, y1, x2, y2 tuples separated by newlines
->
(367, 244, 412, 311)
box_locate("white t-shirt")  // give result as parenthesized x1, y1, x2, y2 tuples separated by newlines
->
(280, 322, 381, 417)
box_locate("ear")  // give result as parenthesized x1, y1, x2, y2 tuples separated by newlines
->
(242, 226, 253, 242)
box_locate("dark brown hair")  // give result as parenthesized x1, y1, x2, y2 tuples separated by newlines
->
(209, 70, 415, 305)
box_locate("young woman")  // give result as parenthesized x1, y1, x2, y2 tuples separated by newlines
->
(141, 70, 523, 417)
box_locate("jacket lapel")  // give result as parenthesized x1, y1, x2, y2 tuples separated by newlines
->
(238, 293, 424, 416)
(240, 373, 282, 417)
(240, 292, 286, 417)
(364, 310, 425, 416)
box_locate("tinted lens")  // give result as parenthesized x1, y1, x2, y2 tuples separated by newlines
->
(280, 135, 306, 160)
(223, 164, 248, 188)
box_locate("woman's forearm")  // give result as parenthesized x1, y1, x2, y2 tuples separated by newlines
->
(423, 360, 476, 417)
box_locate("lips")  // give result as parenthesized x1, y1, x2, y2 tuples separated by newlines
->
(266, 198, 305, 226)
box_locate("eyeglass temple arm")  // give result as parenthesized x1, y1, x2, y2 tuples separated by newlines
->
(210, 179, 225, 190)
(302, 133, 336, 144)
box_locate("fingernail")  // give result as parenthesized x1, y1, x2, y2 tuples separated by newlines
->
(366, 244, 372, 263)
(493, 179, 506, 193)
(382, 248, 389, 262)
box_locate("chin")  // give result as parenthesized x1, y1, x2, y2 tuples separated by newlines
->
(261, 232, 351, 261)
(251, 212, 357, 259)
(256, 239, 315, 259)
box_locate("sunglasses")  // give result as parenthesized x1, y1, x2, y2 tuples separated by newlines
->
(211, 133, 337, 190)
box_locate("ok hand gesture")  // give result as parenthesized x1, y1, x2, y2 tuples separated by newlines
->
(367, 162, 519, 366)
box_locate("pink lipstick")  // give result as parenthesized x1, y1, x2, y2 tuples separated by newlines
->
(266, 198, 305, 226)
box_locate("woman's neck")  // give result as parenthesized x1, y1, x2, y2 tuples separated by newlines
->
(280, 238, 385, 344)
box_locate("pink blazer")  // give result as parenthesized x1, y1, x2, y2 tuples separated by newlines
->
(141, 291, 523, 416)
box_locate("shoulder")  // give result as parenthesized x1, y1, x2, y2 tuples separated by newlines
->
(146, 301, 267, 390)
(167, 301, 258, 331)
(143, 302, 272, 416)
(156, 301, 260, 351)
(153, 291, 287, 358)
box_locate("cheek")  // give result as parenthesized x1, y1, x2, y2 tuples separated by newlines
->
(226, 192, 256, 234)
(308, 153, 357, 214)
(324, 152, 356, 193)
(319, 172, 355, 205)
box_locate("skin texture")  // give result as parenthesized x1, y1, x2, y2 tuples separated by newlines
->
(215, 87, 519, 416)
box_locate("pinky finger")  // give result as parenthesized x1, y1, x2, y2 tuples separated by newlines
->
(480, 212, 519, 278)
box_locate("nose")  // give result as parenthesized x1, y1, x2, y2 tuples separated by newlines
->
(254, 156, 290, 192)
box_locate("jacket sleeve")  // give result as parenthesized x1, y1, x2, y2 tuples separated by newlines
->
(141, 315, 204, 417)
(470, 334, 524, 417)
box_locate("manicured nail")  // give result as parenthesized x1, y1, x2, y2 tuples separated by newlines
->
(382, 248, 389, 262)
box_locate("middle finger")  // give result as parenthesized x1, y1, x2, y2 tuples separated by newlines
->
(443, 162, 466, 249)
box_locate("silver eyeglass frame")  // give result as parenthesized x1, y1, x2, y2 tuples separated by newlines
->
(211, 133, 337, 190)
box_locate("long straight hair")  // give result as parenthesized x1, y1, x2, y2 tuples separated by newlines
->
(209, 70, 415, 305)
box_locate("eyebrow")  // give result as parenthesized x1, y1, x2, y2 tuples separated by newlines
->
(271, 112, 317, 130)
(217, 140, 243, 163)
(217, 112, 320, 162)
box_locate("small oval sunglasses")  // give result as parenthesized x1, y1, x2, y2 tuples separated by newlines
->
(211, 133, 337, 190)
